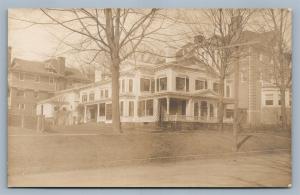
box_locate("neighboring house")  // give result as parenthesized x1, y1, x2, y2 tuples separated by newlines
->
(236, 31, 292, 126)
(7, 47, 91, 129)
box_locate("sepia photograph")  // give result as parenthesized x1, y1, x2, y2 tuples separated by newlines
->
(7, 8, 292, 187)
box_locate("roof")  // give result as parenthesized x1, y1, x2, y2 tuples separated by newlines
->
(10, 58, 89, 82)
(10, 58, 62, 76)
(65, 67, 89, 81)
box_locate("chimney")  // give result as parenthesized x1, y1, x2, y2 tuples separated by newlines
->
(57, 57, 66, 75)
(8, 47, 12, 68)
(95, 69, 103, 82)
(164, 46, 177, 63)
(229, 15, 242, 41)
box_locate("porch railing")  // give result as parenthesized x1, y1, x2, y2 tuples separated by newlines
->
(162, 114, 221, 123)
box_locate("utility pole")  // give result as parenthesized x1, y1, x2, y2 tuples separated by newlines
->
(233, 46, 240, 152)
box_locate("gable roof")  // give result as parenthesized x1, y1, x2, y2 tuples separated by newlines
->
(10, 58, 62, 76)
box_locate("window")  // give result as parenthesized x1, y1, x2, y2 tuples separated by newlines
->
(213, 82, 220, 93)
(129, 101, 134, 117)
(209, 104, 214, 117)
(151, 79, 155, 93)
(200, 101, 208, 117)
(265, 94, 274, 106)
(121, 79, 125, 93)
(18, 103, 25, 110)
(105, 89, 109, 98)
(89, 92, 95, 101)
(138, 100, 145, 117)
(35, 75, 40, 82)
(195, 80, 207, 90)
(100, 90, 104, 98)
(138, 99, 153, 117)
(129, 79, 133, 92)
(226, 85, 230, 97)
(226, 109, 234, 118)
(158, 77, 167, 91)
(49, 77, 54, 84)
(16, 90, 25, 97)
(194, 102, 199, 117)
(33, 91, 39, 98)
(176, 77, 186, 91)
(120, 101, 124, 116)
(106, 104, 112, 120)
(265, 100, 273, 106)
(82, 94, 87, 102)
(140, 78, 150, 92)
(146, 100, 153, 116)
(99, 103, 105, 116)
(19, 73, 24, 81)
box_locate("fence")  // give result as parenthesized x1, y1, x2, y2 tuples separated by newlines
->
(8, 114, 37, 130)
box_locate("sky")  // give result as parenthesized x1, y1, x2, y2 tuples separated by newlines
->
(8, 9, 292, 69)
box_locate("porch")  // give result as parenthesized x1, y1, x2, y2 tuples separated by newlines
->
(158, 97, 233, 123)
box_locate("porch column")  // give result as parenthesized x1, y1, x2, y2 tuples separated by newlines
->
(166, 97, 170, 115)
(96, 103, 99, 123)
(84, 105, 87, 123)
(187, 99, 193, 116)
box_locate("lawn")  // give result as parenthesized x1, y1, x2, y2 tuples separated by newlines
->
(8, 126, 291, 177)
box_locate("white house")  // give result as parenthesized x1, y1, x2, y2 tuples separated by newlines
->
(78, 57, 234, 126)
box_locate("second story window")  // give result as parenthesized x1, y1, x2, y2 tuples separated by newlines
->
(129, 79, 133, 93)
(82, 94, 87, 102)
(176, 77, 189, 91)
(19, 73, 24, 81)
(213, 82, 220, 94)
(121, 79, 125, 93)
(89, 92, 95, 101)
(100, 90, 104, 98)
(105, 89, 109, 98)
(226, 85, 231, 97)
(195, 80, 207, 90)
(157, 77, 167, 91)
(140, 78, 150, 92)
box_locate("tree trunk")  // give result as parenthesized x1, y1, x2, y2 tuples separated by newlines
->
(280, 88, 288, 131)
(218, 77, 225, 132)
(111, 58, 122, 133)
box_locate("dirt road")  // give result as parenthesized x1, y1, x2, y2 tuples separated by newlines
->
(8, 151, 291, 187)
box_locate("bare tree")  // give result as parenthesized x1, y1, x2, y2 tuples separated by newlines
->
(17, 8, 163, 132)
(259, 9, 292, 130)
(185, 9, 253, 131)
